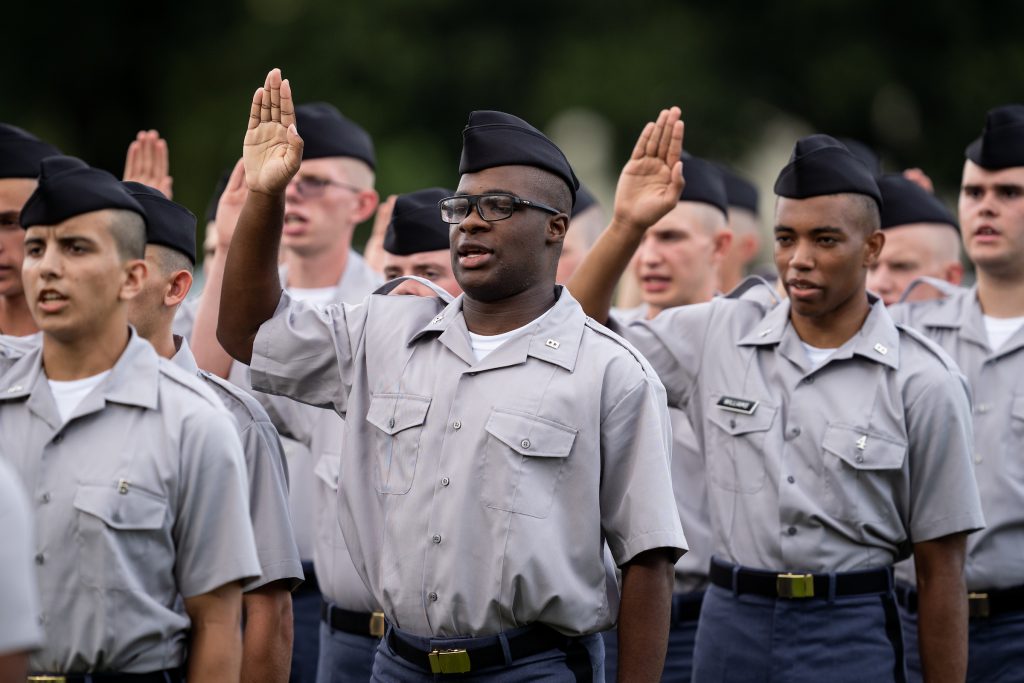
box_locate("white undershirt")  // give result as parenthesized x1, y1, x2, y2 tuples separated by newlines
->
(287, 286, 338, 307)
(801, 342, 838, 369)
(468, 310, 552, 362)
(48, 371, 110, 423)
(983, 314, 1024, 351)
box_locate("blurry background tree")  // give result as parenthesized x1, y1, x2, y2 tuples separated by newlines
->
(6, 0, 1022, 259)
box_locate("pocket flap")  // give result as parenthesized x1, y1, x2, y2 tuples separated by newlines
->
(707, 397, 777, 436)
(314, 452, 341, 491)
(485, 409, 577, 457)
(366, 393, 431, 435)
(73, 483, 166, 530)
(822, 424, 907, 470)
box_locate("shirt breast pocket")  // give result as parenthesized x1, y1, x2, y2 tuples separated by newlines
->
(72, 483, 169, 590)
(366, 393, 431, 495)
(481, 408, 577, 518)
(706, 398, 777, 493)
(822, 424, 906, 523)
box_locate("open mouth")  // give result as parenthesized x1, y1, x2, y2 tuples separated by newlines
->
(456, 243, 493, 269)
(787, 279, 821, 298)
(283, 212, 308, 235)
(640, 275, 672, 292)
(973, 225, 1000, 239)
(37, 289, 69, 313)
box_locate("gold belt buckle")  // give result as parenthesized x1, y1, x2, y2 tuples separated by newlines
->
(968, 592, 991, 618)
(776, 573, 815, 599)
(28, 677, 67, 682)
(369, 611, 386, 638)
(427, 648, 471, 674)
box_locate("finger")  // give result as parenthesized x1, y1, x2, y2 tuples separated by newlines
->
(286, 123, 304, 171)
(124, 139, 139, 179)
(280, 78, 296, 129)
(657, 107, 681, 162)
(139, 131, 153, 176)
(670, 160, 685, 197)
(270, 70, 282, 123)
(667, 118, 684, 166)
(645, 109, 668, 158)
(261, 70, 274, 123)
(164, 176, 174, 200)
(155, 136, 169, 178)
(630, 122, 654, 161)
(249, 88, 263, 130)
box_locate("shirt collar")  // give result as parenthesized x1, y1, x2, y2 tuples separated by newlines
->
(171, 335, 200, 374)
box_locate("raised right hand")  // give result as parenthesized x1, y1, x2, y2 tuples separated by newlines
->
(214, 158, 248, 251)
(243, 68, 303, 195)
(611, 107, 685, 233)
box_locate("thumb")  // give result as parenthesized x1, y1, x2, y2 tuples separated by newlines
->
(286, 124, 304, 166)
(670, 160, 685, 196)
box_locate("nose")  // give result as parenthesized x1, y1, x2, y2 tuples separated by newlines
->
(456, 206, 491, 236)
(284, 177, 303, 205)
(789, 238, 814, 271)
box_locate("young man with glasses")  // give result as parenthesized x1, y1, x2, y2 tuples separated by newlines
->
(217, 68, 686, 681)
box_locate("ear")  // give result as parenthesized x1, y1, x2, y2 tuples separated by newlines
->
(164, 269, 193, 308)
(352, 189, 381, 224)
(711, 229, 734, 263)
(120, 259, 148, 301)
(864, 229, 885, 267)
(740, 232, 761, 261)
(546, 213, 569, 245)
(944, 261, 965, 286)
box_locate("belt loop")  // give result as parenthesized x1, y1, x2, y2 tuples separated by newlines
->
(827, 572, 837, 604)
(498, 631, 513, 666)
(731, 564, 740, 596)
(326, 603, 335, 633)
(886, 567, 894, 593)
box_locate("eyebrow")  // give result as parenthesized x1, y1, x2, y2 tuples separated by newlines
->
(454, 188, 519, 197)
(774, 225, 845, 234)
(0, 211, 19, 221)
(962, 182, 1024, 192)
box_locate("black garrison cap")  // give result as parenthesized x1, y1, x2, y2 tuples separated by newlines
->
(0, 123, 61, 179)
(877, 174, 958, 233)
(124, 181, 197, 263)
(20, 156, 144, 229)
(966, 104, 1024, 170)
(717, 164, 759, 215)
(204, 168, 232, 223)
(296, 102, 376, 170)
(383, 187, 452, 256)
(774, 134, 882, 207)
(459, 110, 579, 207)
(572, 184, 598, 217)
(838, 137, 883, 178)
(680, 154, 729, 218)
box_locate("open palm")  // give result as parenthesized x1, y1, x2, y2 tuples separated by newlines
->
(613, 107, 685, 231)
(243, 68, 303, 195)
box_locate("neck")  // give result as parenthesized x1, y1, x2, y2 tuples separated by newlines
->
(146, 325, 178, 360)
(645, 283, 717, 320)
(975, 269, 1024, 318)
(0, 293, 38, 336)
(789, 289, 872, 348)
(284, 242, 350, 289)
(718, 264, 744, 295)
(42, 322, 131, 381)
(463, 284, 558, 335)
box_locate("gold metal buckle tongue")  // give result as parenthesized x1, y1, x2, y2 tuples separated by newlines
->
(28, 677, 67, 682)
(968, 592, 991, 618)
(776, 573, 815, 598)
(428, 648, 471, 674)
(369, 611, 386, 638)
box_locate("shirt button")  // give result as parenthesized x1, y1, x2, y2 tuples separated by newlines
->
(803, 376, 814, 385)
(521, 439, 531, 450)
(729, 418, 737, 429)
(976, 404, 991, 414)
(788, 427, 801, 439)
(856, 455, 864, 463)
(787, 476, 795, 484)
(432, 534, 442, 544)
(387, 418, 395, 429)
(41, 492, 51, 503)
(453, 420, 462, 430)
(52, 433, 64, 444)
(787, 527, 797, 536)
(974, 453, 983, 464)
(428, 592, 438, 602)
(35, 553, 44, 565)
(440, 477, 450, 487)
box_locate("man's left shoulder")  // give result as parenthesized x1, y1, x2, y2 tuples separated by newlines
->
(581, 316, 661, 381)
(197, 369, 271, 429)
(895, 322, 962, 376)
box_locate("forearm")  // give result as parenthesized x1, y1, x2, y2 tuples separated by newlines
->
(566, 218, 646, 323)
(616, 548, 675, 683)
(187, 611, 243, 683)
(191, 251, 235, 377)
(0, 652, 29, 683)
(916, 568, 968, 682)
(218, 191, 287, 363)
(242, 586, 294, 683)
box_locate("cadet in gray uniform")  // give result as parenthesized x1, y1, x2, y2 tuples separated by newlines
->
(569, 110, 985, 683)
(604, 155, 734, 683)
(122, 180, 304, 683)
(218, 68, 686, 681)
(0, 156, 260, 681)
(888, 104, 1024, 683)
(0, 123, 60, 338)
(0, 457, 43, 683)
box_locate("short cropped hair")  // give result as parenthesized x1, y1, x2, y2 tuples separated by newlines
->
(106, 209, 147, 262)
(149, 243, 194, 277)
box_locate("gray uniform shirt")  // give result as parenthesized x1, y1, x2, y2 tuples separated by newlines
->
(249, 286, 686, 637)
(0, 457, 44, 655)
(0, 332, 261, 673)
(890, 285, 1024, 590)
(617, 288, 984, 572)
(172, 338, 303, 592)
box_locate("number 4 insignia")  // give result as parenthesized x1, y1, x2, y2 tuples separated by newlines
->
(855, 435, 868, 451)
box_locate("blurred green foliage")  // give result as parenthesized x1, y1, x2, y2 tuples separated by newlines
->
(6, 0, 1023, 249)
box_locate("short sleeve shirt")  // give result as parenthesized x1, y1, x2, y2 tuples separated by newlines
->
(618, 289, 984, 572)
(249, 286, 686, 637)
(0, 332, 261, 673)
(890, 285, 1024, 590)
(0, 457, 44, 655)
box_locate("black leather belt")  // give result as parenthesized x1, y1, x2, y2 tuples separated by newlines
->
(295, 561, 319, 594)
(321, 600, 386, 638)
(709, 558, 892, 600)
(671, 592, 704, 623)
(386, 624, 571, 675)
(968, 585, 1024, 619)
(27, 669, 182, 682)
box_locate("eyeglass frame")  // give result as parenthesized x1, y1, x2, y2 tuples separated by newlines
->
(290, 176, 364, 199)
(437, 193, 563, 224)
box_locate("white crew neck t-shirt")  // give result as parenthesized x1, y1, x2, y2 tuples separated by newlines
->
(287, 286, 339, 308)
(48, 370, 111, 423)
(801, 342, 838, 369)
(467, 310, 552, 362)
(983, 314, 1024, 352)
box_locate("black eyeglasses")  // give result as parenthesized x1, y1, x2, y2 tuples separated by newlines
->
(291, 177, 363, 199)
(438, 193, 562, 224)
